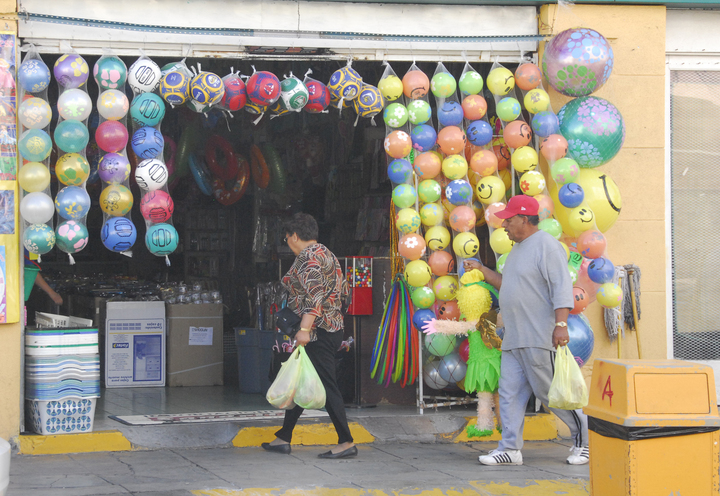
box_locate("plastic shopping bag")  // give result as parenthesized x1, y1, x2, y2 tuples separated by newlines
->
(548, 345, 589, 410)
(266, 348, 302, 409)
(293, 347, 327, 410)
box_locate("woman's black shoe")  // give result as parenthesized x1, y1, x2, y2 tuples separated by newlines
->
(318, 446, 358, 459)
(261, 442, 291, 454)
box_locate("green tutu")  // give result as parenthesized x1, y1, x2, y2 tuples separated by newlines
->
(463, 330, 501, 393)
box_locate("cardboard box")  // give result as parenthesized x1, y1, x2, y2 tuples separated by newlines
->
(166, 303, 223, 387)
(105, 301, 166, 388)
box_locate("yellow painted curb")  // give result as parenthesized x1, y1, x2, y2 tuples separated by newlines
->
(18, 430, 133, 455)
(453, 414, 558, 443)
(232, 422, 374, 448)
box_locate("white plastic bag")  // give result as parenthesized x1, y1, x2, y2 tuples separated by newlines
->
(266, 348, 302, 409)
(293, 347, 326, 410)
(548, 346, 589, 410)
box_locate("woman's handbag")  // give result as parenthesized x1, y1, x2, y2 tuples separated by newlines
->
(275, 306, 301, 339)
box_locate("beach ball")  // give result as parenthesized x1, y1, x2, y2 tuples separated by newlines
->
(146, 223, 179, 256)
(279, 76, 309, 111)
(55, 220, 89, 254)
(387, 158, 413, 184)
(543, 27, 614, 97)
(437, 101, 464, 127)
(504, 120, 532, 149)
(304, 79, 330, 113)
(449, 206, 476, 232)
(391, 183, 416, 209)
(577, 229, 606, 259)
(98, 153, 131, 183)
(159, 71, 191, 106)
(132, 127, 164, 160)
(423, 361, 449, 389)
(23, 223, 55, 255)
(399, 233, 427, 260)
(56, 153, 89, 186)
(55, 186, 91, 220)
(385, 130, 413, 158)
(98, 89, 130, 120)
(541, 134, 569, 162)
(405, 259, 432, 287)
(453, 231, 479, 258)
(445, 179, 473, 206)
(567, 314, 595, 366)
(414, 151, 442, 179)
(511, 146, 538, 174)
(418, 179, 442, 203)
(538, 218, 562, 239)
(535, 194, 555, 221)
(466, 120, 493, 147)
(19, 129, 52, 162)
(486, 67, 515, 96)
(519, 170, 546, 196)
(130, 93, 166, 127)
(475, 175, 505, 205)
(95, 120, 128, 153)
(396, 207, 421, 234)
(328, 66, 362, 102)
(136, 158, 168, 191)
(431, 72, 457, 98)
(461, 95, 487, 120)
(140, 190, 174, 223)
(470, 150, 498, 177)
(54, 54, 89, 89)
(128, 57, 162, 93)
(424, 225, 451, 251)
(384, 102, 408, 128)
(429, 250, 455, 276)
(93, 56, 127, 90)
(101, 217, 137, 252)
(420, 203, 444, 227)
(496, 252, 509, 274)
(550, 157, 580, 185)
(219, 74, 246, 111)
(413, 308, 436, 332)
(412, 286, 436, 309)
(18, 59, 51, 93)
(100, 184, 133, 216)
(515, 63, 543, 91)
(378, 75, 403, 102)
(433, 275, 458, 301)
(190, 72, 224, 106)
(558, 183, 585, 208)
(484, 202, 506, 229)
(588, 257, 615, 284)
(407, 99, 432, 125)
(402, 70, 429, 99)
(524, 88, 551, 114)
(496, 97, 521, 122)
(20, 192, 54, 224)
(459, 70, 483, 95)
(567, 206, 596, 233)
(558, 96, 625, 168)
(442, 154, 468, 180)
(54, 120, 89, 153)
(19, 98, 52, 129)
(438, 126, 466, 155)
(490, 227, 514, 254)
(18, 162, 50, 192)
(247, 71, 281, 106)
(531, 111, 560, 138)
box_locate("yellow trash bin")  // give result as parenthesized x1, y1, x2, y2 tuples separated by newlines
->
(585, 358, 720, 495)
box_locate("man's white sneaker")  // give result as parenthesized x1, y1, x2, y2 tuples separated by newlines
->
(566, 446, 589, 465)
(478, 449, 523, 466)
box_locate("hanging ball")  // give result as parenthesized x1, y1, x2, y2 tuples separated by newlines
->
(128, 57, 162, 94)
(459, 70, 483, 95)
(402, 70, 430, 99)
(433, 275, 459, 301)
(94, 56, 127, 90)
(384, 102, 409, 128)
(524, 88, 551, 114)
(567, 206, 596, 233)
(558, 183, 585, 209)
(395, 207, 421, 234)
(428, 250, 455, 276)
(411, 286, 436, 309)
(101, 217, 137, 252)
(541, 134, 569, 162)
(430, 72, 457, 99)
(18, 59, 51, 93)
(378, 74, 404, 102)
(140, 190, 175, 223)
(515, 63, 542, 91)
(23, 223, 55, 255)
(55, 220, 89, 254)
(407, 99, 432, 125)
(54, 53, 89, 89)
(159, 71, 191, 106)
(453, 231, 480, 258)
(405, 259, 433, 287)
(145, 223, 179, 256)
(413, 308, 436, 331)
(424, 225, 451, 251)
(486, 67, 515, 96)
(567, 313, 595, 366)
(55, 186, 91, 220)
(588, 257, 615, 284)
(510, 146, 538, 174)
(596, 282, 622, 308)
(475, 175, 506, 205)
(496, 97, 521, 122)
(489, 227, 514, 254)
(519, 170, 546, 196)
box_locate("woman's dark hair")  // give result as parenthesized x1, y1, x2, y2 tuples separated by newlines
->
(522, 215, 540, 226)
(283, 213, 318, 241)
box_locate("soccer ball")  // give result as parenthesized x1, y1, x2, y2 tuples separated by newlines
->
(128, 57, 161, 93)
(220, 74, 246, 111)
(135, 158, 168, 191)
(246, 71, 281, 106)
(140, 190, 174, 223)
(159, 71, 190, 106)
(353, 84, 385, 118)
(304, 79, 330, 113)
(101, 217, 137, 252)
(190, 72, 224, 106)
(328, 66, 362, 101)
(279, 76, 309, 111)
(131, 127, 164, 160)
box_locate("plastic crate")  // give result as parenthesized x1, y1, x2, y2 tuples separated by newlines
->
(25, 396, 97, 435)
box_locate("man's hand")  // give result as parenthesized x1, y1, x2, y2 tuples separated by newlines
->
(552, 325, 570, 349)
(295, 329, 311, 347)
(463, 259, 483, 272)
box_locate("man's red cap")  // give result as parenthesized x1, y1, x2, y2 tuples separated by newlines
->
(495, 195, 540, 219)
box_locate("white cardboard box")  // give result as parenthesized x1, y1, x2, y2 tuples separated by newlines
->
(105, 301, 166, 388)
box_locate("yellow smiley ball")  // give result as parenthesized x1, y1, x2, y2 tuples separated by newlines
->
(420, 202, 444, 227)
(396, 207, 421, 234)
(378, 75, 404, 102)
(475, 175, 506, 205)
(433, 275, 459, 301)
(519, 170, 546, 196)
(524, 88, 551, 114)
(452, 231, 479, 258)
(489, 227, 515, 254)
(424, 225, 451, 251)
(486, 67, 515, 96)
(18, 162, 51, 192)
(405, 259, 432, 287)
(511, 146, 538, 174)
(441, 154, 469, 180)
(567, 206, 596, 233)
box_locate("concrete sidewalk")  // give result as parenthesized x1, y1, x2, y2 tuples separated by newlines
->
(9, 440, 589, 495)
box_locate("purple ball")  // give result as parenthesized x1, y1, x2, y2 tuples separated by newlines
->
(98, 153, 131, 184)
(437, 101, 464, 127)
(411, 124, 438, 153)
(53, 54, 90, 89)
(531, 111, 560, 138)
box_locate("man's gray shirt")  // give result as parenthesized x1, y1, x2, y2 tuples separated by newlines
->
(499, 229, 574, 352)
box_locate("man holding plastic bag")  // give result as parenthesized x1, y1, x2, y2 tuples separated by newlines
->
(464, 196, 589, 467)
(263, 213, 357, 459)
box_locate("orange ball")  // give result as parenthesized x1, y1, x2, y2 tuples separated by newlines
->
(534, 194, 555, 221)
(437, 126, 467, 155)
(484, 201, 506, 229)
(503, 120, 532, 149)
(384, 130, 412, 159)
(570, 286, 590, 314)
(515, 63, 543, 91)
(461, 94, 487, 120)
(413, 151, 442, 179)
(577, 229, 607, 259)
(449, 205, 476, 232)
(402, 70, 430, 99)
(438, 299, 461, 321)
(470, 149, 498, 177)
(493, 144, 511, 171)
(398, 233, 427, 260)
(465, 141, 481, 162)
(428, 250, 455, 276)
(540, 134, 569, 162)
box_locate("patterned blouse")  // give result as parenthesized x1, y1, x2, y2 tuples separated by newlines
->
(282, 243, 348, 336)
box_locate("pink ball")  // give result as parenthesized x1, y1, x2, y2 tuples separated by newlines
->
(140, 190, 174, 223)
(95, 120, 128, 153)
